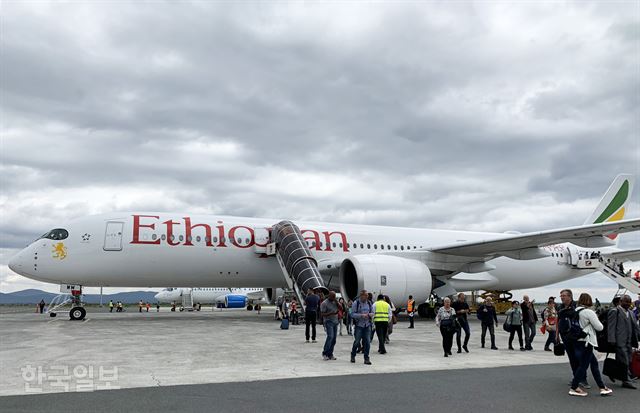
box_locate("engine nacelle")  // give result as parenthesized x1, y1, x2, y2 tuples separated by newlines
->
(223, 294, 248, 309)
(339, 255, 432, 306)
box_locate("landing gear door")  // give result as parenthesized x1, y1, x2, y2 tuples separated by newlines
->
(253, 226, 271, 253)
(103, 221, 124, 251)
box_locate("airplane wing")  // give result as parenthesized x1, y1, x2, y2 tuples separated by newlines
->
(601, 248, 640, 262)
(429, 218, 640, 258)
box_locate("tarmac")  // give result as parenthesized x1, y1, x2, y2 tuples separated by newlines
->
(1, 306, 638, 411)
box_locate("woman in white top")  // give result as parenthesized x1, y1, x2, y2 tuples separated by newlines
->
(436, 297, 457, 357)
(569, 293, 613, 397)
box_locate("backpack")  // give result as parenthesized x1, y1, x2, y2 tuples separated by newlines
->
(557, 307, 586, 342)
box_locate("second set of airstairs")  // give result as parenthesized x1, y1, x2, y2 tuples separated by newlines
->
(269, 221, 329, 309)
(181, 288, 194, 311)
(572, 257, 640, 295)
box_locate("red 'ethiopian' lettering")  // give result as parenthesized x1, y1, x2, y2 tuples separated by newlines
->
(131, 215, 161, 245)
(323, 231, 349, 252)
(229, 225, 255, 248)
(130, 215, 350, 250)
(183, 217, 213, 247)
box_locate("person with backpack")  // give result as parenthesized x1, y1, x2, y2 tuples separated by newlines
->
(436, 297, 457, 357)
(350, 290, 373, 365)
(569, 293, 613, 397)
(557, 288, 590, 389)
(506, 301, 525, 351)
(542, 297, 558, 352)
(477, 297, 498, 350)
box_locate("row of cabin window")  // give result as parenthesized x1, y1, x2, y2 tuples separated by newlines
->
(148, 233, 422, 250)
(551, 252, 564, 257)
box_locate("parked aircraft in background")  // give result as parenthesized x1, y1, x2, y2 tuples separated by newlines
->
(154, 287, 266, 309)
(9, 174, 640, 320)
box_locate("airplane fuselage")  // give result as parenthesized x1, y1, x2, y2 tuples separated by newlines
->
(10, 213, 598, 294)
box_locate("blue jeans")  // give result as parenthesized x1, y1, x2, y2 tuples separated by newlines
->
(351, 325, 371, 360)
(323, 318, 339, 357)
(456, 319, 470, 350)
(571, 341, 605, 390)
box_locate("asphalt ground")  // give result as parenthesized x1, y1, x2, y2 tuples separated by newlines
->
(0, 362, 638, 413)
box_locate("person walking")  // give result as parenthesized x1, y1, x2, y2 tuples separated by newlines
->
(138, 300, 143, 313)
(320, 291, 339, 361)
(337, 298, 345, 336)
(108, 300, 114, 313)
(372, 294, 391, 354)
(304, 289, 320, 343)
(146, 302, 151, 312)
(156, 302, 160, 312)
(506, 301, 524, 351)
(350, 290, 373, 365)
(452, 292, 471, 353)
(569, 293, 613, 397)
(384, 296, 395, 344)
(557, 289, 589, 388)
(521, 295, 538, 350)
(38, 299, 46, 314)
(542, 297, 558, 352)
(478, 297, 498, 350)
(290, 299, 299, 325)
(345, 299, 353, 336)
(607, 295, 640, 389)
(407, 295, 416, 329)
(436, 297, 457, 357)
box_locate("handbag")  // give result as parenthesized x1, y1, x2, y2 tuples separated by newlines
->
(502, 313, 513, 333)
(553, 342, 565, 356)
(602, 353, 627, 381)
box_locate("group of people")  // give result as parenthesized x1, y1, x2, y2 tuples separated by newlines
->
(299, 288, 403, 364)
(108, 300, 125, 312)
(557, 290, 639, 397)
(278, 286, 639, 397)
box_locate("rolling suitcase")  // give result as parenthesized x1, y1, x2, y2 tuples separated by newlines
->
(631, 350, 640, 378)
(280, 318, 289, 330)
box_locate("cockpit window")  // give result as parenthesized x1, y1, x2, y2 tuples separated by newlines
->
(40, 228, 69, 241)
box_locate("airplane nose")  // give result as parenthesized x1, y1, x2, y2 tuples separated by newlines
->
(8, 250, 26, 274)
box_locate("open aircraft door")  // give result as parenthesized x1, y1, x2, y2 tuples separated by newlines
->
(103, 221, 124, 251)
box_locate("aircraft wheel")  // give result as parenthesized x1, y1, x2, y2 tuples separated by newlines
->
(69, 306, 86, 321)
(50, 312, 57, 317)
(246, 304, 254, 311)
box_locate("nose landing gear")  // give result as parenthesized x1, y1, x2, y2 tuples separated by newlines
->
(47, 285, 86, 321)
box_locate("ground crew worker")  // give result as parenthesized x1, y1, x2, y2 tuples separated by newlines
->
(407, 295, 416, 329)
(108, 300, 114, 313)
(373, 294, 391, 354)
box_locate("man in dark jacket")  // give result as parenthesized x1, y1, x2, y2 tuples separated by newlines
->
(608, 295, 640, 389)
(478, 297, 498, 350)
(521, 295, 538, 350)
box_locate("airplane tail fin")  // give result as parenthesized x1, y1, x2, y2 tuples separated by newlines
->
(584, 174, 635, 242)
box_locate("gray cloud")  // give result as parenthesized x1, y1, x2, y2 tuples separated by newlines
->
(1, 1, 639, 297)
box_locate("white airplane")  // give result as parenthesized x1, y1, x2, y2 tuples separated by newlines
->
(154, 287, 266, 309)
(8, 174, 640, 320)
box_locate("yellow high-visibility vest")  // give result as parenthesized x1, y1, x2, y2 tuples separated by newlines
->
(374, 300, 390, 322)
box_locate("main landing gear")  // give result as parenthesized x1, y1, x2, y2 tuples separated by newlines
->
(47, 286, 86, 321)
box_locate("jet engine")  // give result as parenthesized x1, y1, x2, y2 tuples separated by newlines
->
(339, 255, 432, 305)
(223, 294, 248, 309)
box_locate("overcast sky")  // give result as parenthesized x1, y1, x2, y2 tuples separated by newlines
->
(1, 1, 639, 301)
